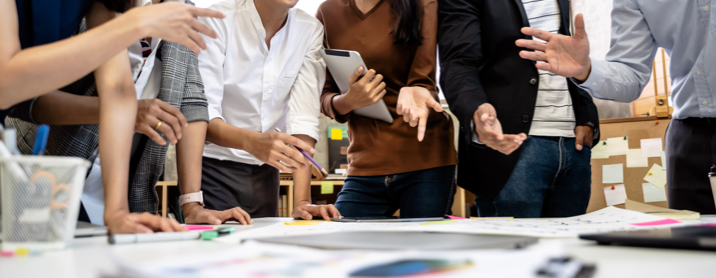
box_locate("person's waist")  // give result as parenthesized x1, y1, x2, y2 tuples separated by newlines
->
(203, 145, 262, 165)
(677, 117, 716, 126)
(529, 135, 574, 142)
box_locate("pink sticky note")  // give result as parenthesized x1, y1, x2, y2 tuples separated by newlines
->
(184, 225, 215, 231)
(445, 215, 467, 220)
(631, 219, 681, 227)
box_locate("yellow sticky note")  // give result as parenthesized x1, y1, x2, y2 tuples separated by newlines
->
(331, 129, 343, 140)
(285, 220, 327, 225)
(420, 220, 458, 225)
(321, 181, 334, 194)
(644, 164, 667, 188)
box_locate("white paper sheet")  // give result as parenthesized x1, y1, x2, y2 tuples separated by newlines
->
(642, 183, 667, 203)
(416, 207, 676, 238)
(660, 151, 667, 169)
(602, 164, 624, 184)
(591, 141, 609, 159)
(607, 137, 628, 156)
(640, 138, 663, 158)
(110, 239, 568, 278)
(604, 184, 627, 206)
(211, 209, 681, 250)
(644, 164, 667, 189)
(626, 149, 648, 168)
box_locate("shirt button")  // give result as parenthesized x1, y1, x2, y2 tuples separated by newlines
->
(529, 78, 537, 85)
(592, 82, 597, 86)
(696, 69, 702, 76)
(704, 5, 710, 12)
(522, 115, 530, 123)
(703, 100, 709, 105)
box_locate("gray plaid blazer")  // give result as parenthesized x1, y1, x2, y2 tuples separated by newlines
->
(6, 41, 209, 214)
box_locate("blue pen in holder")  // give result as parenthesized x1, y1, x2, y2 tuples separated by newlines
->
(32, 124, 50, 156)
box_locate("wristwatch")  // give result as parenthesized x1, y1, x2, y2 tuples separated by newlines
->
(179, 191, 204, 207)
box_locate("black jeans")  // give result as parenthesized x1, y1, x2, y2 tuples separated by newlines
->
(200, 157, 279, 217)
(665, 118, 716, 214)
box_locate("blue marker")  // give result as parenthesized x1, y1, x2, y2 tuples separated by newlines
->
(32, 124, 50, 156)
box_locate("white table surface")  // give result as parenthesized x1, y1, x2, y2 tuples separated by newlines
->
(2, 217, 716, 278)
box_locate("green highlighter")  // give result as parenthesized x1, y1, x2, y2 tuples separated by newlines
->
(201, 227, 235, 240)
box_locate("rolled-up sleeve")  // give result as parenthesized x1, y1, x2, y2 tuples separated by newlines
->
(286, 25, 325, 141)
(197, 15, 228, 122)
(576, 0, 657, 103)
(181, 44, 209, 123)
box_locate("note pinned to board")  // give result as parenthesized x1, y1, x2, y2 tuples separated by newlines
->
(660, 151, 667, 169)
(626, 149, 648, 168)
(591, 141, 609, 159)
(607, 137, 628, 156)
(644, 164, 667, 189)
(330, 129, 343, 140)
(602, 164, 624, 184)
(321, 181, 334, 194)
(604, 184, 627, 206)
(640, 138, 663, 158)
(642, 183, 667, 203)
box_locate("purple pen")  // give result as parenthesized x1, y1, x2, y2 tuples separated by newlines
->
(275, 128, 329, 177)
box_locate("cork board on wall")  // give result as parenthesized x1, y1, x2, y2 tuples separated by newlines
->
(587, 116, 670, 213)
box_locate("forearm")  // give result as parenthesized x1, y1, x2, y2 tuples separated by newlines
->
(177, 121, 208, 195)
(97, 50, 137, 222)
(32, 91, 100, 125)
(0, 4, 147, 108)
(576, 59, 649, 103)
(206, 118, 259, 150)
(292, 134, 316, 206)
(331, 94, 356, 116)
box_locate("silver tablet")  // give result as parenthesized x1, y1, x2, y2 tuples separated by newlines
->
(320, 49, 393, 123)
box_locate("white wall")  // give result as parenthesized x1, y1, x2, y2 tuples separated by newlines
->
(571, 0, 632, 119)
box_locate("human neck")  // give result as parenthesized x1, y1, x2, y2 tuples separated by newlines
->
(254, 0, 290, 49)
(355, 0, 382, 14)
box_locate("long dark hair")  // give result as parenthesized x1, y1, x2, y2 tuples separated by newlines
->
(389, 0, 423, 45)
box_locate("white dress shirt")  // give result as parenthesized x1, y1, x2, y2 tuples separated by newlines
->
(198, 0, 325, 165)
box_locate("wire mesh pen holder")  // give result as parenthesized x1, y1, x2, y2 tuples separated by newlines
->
(1, 156, 90, 251)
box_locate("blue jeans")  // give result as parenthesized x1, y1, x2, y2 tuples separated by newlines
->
(335, 165, 456, 218)
(475, 136, 591, 218)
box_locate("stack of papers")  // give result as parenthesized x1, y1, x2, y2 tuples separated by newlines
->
(624, 199, 700, 220)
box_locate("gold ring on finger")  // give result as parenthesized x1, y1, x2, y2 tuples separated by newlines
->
(155, 122, 162, 130)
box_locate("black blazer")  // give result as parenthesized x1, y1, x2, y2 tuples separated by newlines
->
(438, 0, 600, 197)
